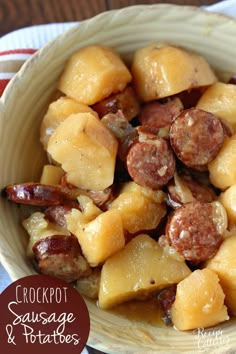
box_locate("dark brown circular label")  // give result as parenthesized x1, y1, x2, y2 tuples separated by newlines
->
(0, 274, 90, 354)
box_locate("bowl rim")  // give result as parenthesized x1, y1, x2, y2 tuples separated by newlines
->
(1, 2, 236, 108)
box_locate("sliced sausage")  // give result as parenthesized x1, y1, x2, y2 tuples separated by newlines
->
(44, 202, 79, 228)
(170, 108, 224, 170)
(228, 75, 236, 85)
(165, 201, 223, 263)
(92, 86, 140, 121)
(175, 87, 206, 109)
(157, 285, 177, 326)
(126, 131, 176, 189)
(167, 173, 216, 209)
(3, 182, 83, 206)
(4, 183, 64, 206)
(180, 174, 216, 202)
(86, 188, 113, 209)
(139, 97, 183, 130)
(33, 235, 91, 282)
(61, 174, 113, 208)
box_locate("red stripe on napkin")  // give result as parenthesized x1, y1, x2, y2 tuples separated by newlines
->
(0, 48, 37, 96)
(0, 49, 37, 56)
(0, 79, 10, 96)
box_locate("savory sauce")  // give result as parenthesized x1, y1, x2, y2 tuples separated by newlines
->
(109, 297, 164, 326)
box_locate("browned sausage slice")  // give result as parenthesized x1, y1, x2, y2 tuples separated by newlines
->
(4, 183, 64, 206)
(44, 203, 79, 228)
(61, 175, 113, 208)
(157, 285, 177, 326)
(170, 108, 224, 170)
(165, 201, 223, 263)
(175, 87, 206, 109)
(228, 75, 236, 85)
(139, 97, 183, 130)
(167, 173, 216, 209)
(33, 235, 91, 282)
(126, 131, 176, 189)
(92, 86, 140, 121)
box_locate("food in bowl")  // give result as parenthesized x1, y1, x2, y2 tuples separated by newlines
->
(3, 39, 236, 334)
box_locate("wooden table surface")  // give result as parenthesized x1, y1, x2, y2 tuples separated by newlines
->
(0, 0, 222, 353)
(0, 0, 221, 37)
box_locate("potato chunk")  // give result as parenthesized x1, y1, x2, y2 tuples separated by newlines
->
(219, 185, 236, 224)
(206, 235, 236, 315)
(110, 181, 166, 234)
(58, 45, 132, 105)
(208, 134, 236, 190)
(197, 82, 236, 132)
(131, 43, 217, 102)
(171, 269, 229, 330)
(40, 165, 64, 185)
(47, 112, 118, 191)
(98, 234, 191, 309)
(66, 206, 125, 267)
(40, 96, 98, 149)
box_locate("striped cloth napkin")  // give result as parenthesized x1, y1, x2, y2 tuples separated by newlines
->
(0, 48, 36, 96)
(0, 0, 236, 98)
(0, 22, 76, 96)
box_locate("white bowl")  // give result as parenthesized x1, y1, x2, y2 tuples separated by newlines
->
(1, 4, 236, 353)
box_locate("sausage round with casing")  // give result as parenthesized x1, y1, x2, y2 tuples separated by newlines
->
(126, 129, 176, 189)
(33, 235, 91, 282)
(165, 201, 224, 263)
(170, 108, 224, 170)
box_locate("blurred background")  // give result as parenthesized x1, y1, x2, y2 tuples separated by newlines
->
(0, 0, 221, 37)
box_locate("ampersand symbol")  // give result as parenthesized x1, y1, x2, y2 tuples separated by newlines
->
(5, 324, 16, 345)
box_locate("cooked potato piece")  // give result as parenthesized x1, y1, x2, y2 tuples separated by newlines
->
(98, 234, 191, 309)
(171, 269, 229, 330)
(110, 181, 166, 234)
(76, 195, 102, 223)
(197, 82, 236, 132)
(66, 206, 125, 267)
(58, 45, 132, 105)
(40, 96, 98, 149)
(219, 185, 236, 224)
(23, 212, 71, 257)
(206, 235, 236, 315)
(40, 165, 64, 185)
(47, 112, 118, 191)
(131, 43, 217, 102)
(208, 134, 236, 190)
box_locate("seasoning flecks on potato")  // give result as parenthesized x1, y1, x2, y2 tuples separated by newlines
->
(131, 43, 217, 102)
(98, 234, 191, 309)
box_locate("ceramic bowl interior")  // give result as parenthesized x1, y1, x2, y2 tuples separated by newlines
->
(0, 4, 236, 353)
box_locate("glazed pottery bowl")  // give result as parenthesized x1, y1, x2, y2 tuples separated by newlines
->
(0, 4, 236, 353)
